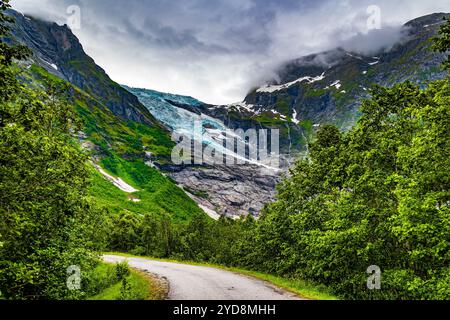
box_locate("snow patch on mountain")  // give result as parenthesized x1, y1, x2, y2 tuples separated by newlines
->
(292, 109, 300, 125)
(41, 58, 58, 70)
(228, 102, 256, 114)
(329, 80, 342, 90)
(257, 72, 326, 93)
(93, 163, 139, 193)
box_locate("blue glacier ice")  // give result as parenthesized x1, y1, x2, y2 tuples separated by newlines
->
(124, 85, 279, 170)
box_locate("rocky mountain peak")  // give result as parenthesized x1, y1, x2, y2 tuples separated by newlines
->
(6, 9, 159, 126)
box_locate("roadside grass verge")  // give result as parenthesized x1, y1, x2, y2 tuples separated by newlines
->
(103, 252, 339, 300)
(87, 262, 167, 300)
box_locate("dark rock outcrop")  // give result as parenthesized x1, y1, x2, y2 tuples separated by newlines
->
(164, 164, 280, 218)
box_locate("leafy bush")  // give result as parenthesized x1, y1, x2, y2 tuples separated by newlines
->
(115, 262, 130, 281)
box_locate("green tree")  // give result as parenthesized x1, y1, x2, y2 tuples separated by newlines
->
(108, 211, 141, 253)
(0, 1, 102, 299)
(433, 17, 450, 71)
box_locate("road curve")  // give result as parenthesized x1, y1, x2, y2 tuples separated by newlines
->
(103, 255, 303, 300)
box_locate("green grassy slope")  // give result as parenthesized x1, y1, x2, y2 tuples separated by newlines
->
(26, 64, 203, 223)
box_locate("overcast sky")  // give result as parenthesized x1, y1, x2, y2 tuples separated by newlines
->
(11, 0, 450, 104)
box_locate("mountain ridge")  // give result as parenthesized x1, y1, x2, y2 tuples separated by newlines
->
(6, 9, 159, 127)
(239, 12, 449, 128)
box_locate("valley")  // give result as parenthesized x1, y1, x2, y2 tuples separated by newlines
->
(1, 0, 449, 301)
(7, 9, 448, 218)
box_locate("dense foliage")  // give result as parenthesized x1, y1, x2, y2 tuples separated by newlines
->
(0, 0, 107, 299)
(258, 78, 449, 299)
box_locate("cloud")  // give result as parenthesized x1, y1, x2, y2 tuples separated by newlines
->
(339, 27, 405, 55)
(10, 0, 450, 104)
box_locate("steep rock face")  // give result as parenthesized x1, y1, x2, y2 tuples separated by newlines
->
(160, 164, 280, 218)
(7, 9, 157, 126)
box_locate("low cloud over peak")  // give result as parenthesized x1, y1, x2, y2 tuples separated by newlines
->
(11, 0, 450, 104)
